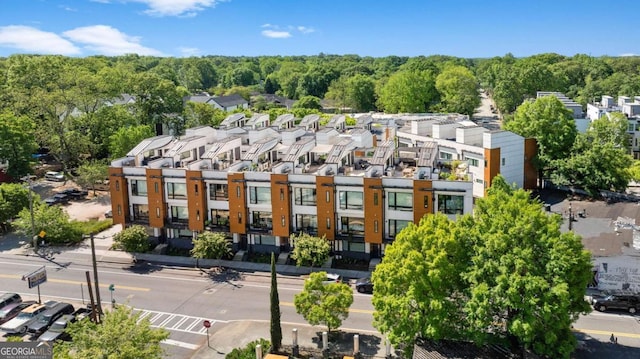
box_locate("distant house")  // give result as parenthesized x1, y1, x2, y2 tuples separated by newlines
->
(184, 93, 248, 112)
(254, 94, 296, 110)
(105, 94, 136, 106)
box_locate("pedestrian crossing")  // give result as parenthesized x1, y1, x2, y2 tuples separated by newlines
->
(133, 309, 215, 335)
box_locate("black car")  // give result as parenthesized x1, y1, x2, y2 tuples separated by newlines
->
(27, 302, 74, 335)
(44, 194, 69, 206)
(38, 314, 75, 342)
(593, 294, 640, 314)
(355, 277, 374, 294)
(58, 188, 88, 200)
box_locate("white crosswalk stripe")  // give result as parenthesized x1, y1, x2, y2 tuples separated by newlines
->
(133, 308, 214, 336)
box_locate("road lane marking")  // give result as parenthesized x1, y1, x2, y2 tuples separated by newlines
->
(280, 301, 374, 314)
(0, 273, 150, 292)
(573, 328, 640, 339)
(162, 338, 200, 350)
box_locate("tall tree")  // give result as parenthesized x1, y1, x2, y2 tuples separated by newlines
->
(270, 253, 282, 352)
(14, 202, 83, 245)
(0, 183, 31, 232)
(504, 95, 577, 184)
(75, 161, 109, 195)
(108, 125, 155, 159)
(586, 112, 629, 149)
(55, 304, 169, 359)
(0, 110, 37, 178)
(290, 233, 330, 267)
(435, 65, 480, 117)
(377, 71, 438, 113)
(190, 231, 232, 259)
(294, 271, 353, 333)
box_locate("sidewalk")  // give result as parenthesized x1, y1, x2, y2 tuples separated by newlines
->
(190, 321, 390, 359)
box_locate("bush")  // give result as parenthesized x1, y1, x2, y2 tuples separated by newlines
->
(225, 339, 270, 359)
(71, 219, 113, 236)
(113, 225, 151, 253)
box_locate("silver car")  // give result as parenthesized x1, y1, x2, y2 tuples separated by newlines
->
(0, 303, 48, 334)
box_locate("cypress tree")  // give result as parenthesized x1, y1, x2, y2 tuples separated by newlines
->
(270, 252, 282, 352)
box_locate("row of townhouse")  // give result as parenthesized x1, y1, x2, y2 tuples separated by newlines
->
(587, 95, 640, 159)
(108, 112, 536, 260)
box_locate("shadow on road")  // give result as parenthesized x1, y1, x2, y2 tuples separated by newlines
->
(308, 330, 382, 357)
(574, 332, 640, 359)
(205, 267, 244, 285)
(122, 260, 163, 275)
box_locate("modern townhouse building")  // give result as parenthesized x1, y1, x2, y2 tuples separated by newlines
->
(587, 95, 640, 159)
(108, 112, 535, 260)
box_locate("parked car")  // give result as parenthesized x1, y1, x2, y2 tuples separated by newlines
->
(0, 303, 48, 334)
(593, 294, 640, 314)
(58, 188, 88, 200)
(0, 301, 36, 326)
(0, 293, 21, 309)
(321, 273, 343, 285)
(44, 171, 64, 182)
(105, 209, 113, 218)
(44, 194, 70, 206)
(38, 314, 76, 342)
(28, 302, 74, 335)
(355, 277, 374, 294)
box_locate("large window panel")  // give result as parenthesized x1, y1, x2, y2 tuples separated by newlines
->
(389, 219, 410, 237)
(131, 180, 147, 196)
(209, 183, 228, 200)
(249, 186, 271, 204)
(339, 191, 363, 210)
(388, 192, 413, 211)
(167, 182, 187, 199)
(437, 194, 464, 215)
(294, 188, 316, 206)
(170, 206, 188, 221)
(295, 214, 318, 234)
(340, 216, 364, 236)
(133, 204, 149, 220)
(210, 209, 230, 227)
(251, 211, 273, 230)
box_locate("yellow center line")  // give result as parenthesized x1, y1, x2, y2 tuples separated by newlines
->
(0, 273, 150, 292)
(280, 301, 374, 314)
(573, 328, 640, 339)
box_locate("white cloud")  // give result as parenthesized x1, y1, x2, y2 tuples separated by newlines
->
(261, 30, 291, 39)
(63, 25, 163, 56)
(297, 26, 314, 34)
(129, 0, 220, 17)
(178, 46, 200, 56)
(60, 6, 78, 12)
(620, 53, 639, 57)
(0, 26, 81, 55)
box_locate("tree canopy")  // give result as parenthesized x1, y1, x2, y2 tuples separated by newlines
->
(113, 224, 151, 253)
(372, 175, 593, 358)
(290, 233, 330, 267)
(294, 271, 353, 333)
(190, 231, 232, 259)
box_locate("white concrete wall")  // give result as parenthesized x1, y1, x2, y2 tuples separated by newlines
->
(484, 131, 524, 188)
(592, 255, 640, 291)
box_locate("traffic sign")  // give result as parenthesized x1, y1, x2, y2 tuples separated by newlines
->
(108, 284, 115, 291)
(203, 320, 211, 328)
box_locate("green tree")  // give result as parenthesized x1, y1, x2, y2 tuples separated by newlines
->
(326, 75, 377, 112)
(586, 112, 629, 149)
(270, 253, 282, 352)
(0, 183, 31, 231)
(75, 161, 109, 195)
(372, 214, 473, 356)
(54, 304, 169, 359)
(377, 71, 438, 113)
(435, 65, 480, 117)
(504, 96, 577, 184)
(13, 202, 83, 245)
(226, 339, 270, 359)
(465, 176, 592, 358)
(294, 271, 354, 333)
(190, 231, 232, 259)
(108, 125, 155, 159)
(113, 225, 151, 253)
(0, 110, 38, 178)
(293, 95, 322, 110)
(290, 233, 330, 267)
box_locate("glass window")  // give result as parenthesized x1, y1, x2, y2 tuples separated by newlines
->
(167, 182, 187, 199)
(209, 183, 228, 200)
(249, 187, 271, 204)
(437, 194, 464, 215)
(388, 192, 413, 211)
(389, 219, 410, 237)
(295, 214, 318, 234)
(338, 191, 363, 210)
(374, 192, 379, 206)
(294, 188, 316, 206)
(251, 211, 273, 230)
(439, 152, 452, 160)
(210, 209, 230, 227)
(340, 217, 364, 236)
(466, 157, 479, 167)
(133, 204, 149, 220)
(131, 180, 147, 196)
(253, 234, 276, 245)
(170, 206, 188, 221)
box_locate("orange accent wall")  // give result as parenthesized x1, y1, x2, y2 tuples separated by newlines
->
(413, 179, 433, 224)
(146, 168, 165, 229)
(523, 138, 538, 190)
(271, 174, 291, 237)
(484, 148, 501, 190)
(363, 177, 383, 244)
(227, 172, 247, 234)
(108, 167, 128, 227)
(316, 176, 335, 240)
(186, 170, 206, 232)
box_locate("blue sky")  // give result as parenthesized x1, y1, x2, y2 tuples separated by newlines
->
(1, 0, 639, 58)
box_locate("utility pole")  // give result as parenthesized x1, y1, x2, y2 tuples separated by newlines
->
(568, 202, 573, 231)
(85, 271, 97, 323)
(90, 233, 103, 320)
(22, 177, 37, 252)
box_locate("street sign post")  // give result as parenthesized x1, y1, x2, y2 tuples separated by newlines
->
(203, 320, 211, 348)
(22, 266, 47, 303)
(108, 284, 115, 308)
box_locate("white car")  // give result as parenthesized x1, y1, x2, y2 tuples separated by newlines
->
(44, 171, 64, 182)
(322, 273, 342, 285)
(0, 303, 48, 334)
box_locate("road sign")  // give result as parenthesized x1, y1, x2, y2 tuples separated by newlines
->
(23, 266, 47, 289)
(38, 230, 46, 238)
(203, 320, 211, 328)
(108, 284, 115, 291)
